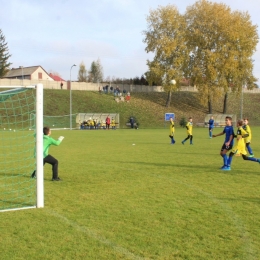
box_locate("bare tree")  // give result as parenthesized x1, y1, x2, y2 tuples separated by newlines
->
(78, 62, 87, 82)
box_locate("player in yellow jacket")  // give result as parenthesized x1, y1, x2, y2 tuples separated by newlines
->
(182, 117, 193, 145)
(111, 118, 116, 129)
(243, 118, 254, 157)
(169, 117, 175, 144)
(225, 119, 260, 170)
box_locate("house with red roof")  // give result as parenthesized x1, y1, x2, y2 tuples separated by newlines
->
(4, 66, 53, 81)
(49, 73, 65, 82)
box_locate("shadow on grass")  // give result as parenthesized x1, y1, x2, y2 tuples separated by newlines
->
(116, 160, 212, 169)
(0, 172, 54, 182)
(220, 168, 260, 176)
(221, 197, 260, 205)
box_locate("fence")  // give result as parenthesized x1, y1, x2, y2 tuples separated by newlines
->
(0, 79, 164, 92)
(0, 79, 260, 93)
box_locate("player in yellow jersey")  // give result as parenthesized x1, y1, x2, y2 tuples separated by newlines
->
(111, 117, 116, 129)
(169, 117, 175, 144)
(225, 119, 260, 170)
(182, 117, 193, 145)
(243, 118, 254, 157)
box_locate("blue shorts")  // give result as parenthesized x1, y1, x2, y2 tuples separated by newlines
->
(221, 143, 233, 151)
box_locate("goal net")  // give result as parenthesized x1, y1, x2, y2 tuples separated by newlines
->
(30, 114, 77, 130)
(0, 85, 43, 212)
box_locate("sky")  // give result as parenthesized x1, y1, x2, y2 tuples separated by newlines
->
(1, 0, 260, 82)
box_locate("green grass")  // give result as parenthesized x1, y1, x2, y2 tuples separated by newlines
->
(1, 127, 260, 259)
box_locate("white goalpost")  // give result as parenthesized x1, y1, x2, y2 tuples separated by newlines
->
(0, 84, 44, 212)
(36, 84, 44, 208)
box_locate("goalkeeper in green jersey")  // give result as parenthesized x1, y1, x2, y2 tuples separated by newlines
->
(31, 126, 64, 181)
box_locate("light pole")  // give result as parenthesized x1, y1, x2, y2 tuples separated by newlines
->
(20, 66, 24, 86)
(70, 64, 76, 130)
(240, 84, 244, 119)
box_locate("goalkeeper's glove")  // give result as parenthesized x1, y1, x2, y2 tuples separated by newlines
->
(58, 136, 64, 141)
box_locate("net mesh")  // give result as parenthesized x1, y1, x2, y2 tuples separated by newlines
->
(30, 114, 77, 129)
(0, 88, 36, 211)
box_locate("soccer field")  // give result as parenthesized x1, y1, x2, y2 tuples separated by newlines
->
(1, 127, 260, 259)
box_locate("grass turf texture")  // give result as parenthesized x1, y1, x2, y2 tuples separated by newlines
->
(1, 128, 260, 259)
(43, 90, 260, 128)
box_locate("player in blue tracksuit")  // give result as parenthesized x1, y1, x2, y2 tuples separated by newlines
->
(213, 116, 234, 170)
(208, 116, 214, 138)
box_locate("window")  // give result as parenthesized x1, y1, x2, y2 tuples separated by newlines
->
(38, 72, 42, 79)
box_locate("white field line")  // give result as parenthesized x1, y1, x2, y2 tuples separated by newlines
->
(47, 209, 146, 260)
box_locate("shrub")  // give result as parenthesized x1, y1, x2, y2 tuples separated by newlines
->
(179, 117, 187, 127)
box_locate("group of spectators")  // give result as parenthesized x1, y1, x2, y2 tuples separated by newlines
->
(99, 85, 130, 99)
(80, 116, 116, 130)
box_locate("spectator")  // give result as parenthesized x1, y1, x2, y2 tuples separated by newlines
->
(130, 117, 134, 129)
(60, 82, 63, 89)
(115, 86, 120, 96)
(106, 116, 111, 130)
(126, 91, 131, 102)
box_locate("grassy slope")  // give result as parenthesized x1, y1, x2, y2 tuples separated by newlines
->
(44, 89, 260, 127)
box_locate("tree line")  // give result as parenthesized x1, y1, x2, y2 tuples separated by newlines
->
(143, 0, 259, 111)
(1, 0, 259, 115)
(77, 60, 151, 85)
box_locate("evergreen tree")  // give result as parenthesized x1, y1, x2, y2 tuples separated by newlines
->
(0, 29, 11, 78)
(89, 59, 103, 83)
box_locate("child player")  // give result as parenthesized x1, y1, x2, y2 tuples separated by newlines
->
(225, 119, 260, 170)
(212, 116, 234, 169)
(32, 126, 64, 181)
(169, 117, 175, 144)
(182, 117, 193, 145)
(43, 127, 64, 181)
(243, 118, 254, 157)
(208, 116, 214, 138)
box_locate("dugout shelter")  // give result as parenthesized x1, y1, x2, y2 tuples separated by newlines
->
(76, 113, 120, 129)
(204, 114, 237, 127)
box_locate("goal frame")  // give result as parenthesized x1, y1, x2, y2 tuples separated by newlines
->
(0, 84, 44, 211)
